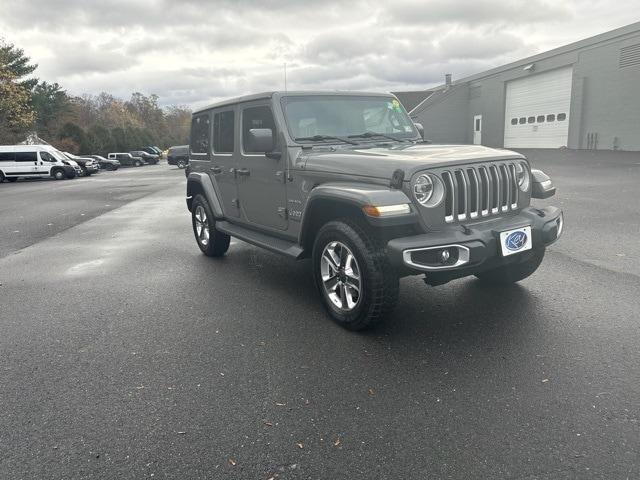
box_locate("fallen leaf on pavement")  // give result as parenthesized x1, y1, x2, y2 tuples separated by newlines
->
(263, 421, 273, 427)
(228, 458, 237, 466)
(368, 388, 376, 396)
(296, 443, 304, 449)
(334, 438, 341, 447)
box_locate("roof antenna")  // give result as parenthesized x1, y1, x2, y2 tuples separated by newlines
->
(284, 62, 287, 92)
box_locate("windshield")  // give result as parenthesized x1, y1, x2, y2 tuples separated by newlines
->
(48, 149, 67, 161)
(282, 95, 418, 143)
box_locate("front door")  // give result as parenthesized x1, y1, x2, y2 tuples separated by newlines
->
(473, 115, 482, 145)
(237, 103, 288, 230)
(37, 151, 56, 176)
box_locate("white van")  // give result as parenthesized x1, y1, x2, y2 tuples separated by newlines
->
(0, 145, 82, 182)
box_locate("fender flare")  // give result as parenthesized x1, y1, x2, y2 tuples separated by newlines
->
(186, 172, 224, 218)
(299, 182, 417, 244)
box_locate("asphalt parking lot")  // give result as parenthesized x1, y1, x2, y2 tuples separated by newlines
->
(0, 152, 639, 479)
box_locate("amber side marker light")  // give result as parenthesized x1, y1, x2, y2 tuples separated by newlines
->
(362, 204, 411, 217)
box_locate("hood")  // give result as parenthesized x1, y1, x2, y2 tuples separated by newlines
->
(302, 143, 525, 180)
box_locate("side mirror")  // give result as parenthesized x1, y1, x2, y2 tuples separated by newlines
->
(531, 169, 556, 199)
(247, 128, 275, 153)
(414, 122, 425, 139)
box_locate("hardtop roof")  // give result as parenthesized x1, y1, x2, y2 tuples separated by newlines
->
(193, 90, 397, 114)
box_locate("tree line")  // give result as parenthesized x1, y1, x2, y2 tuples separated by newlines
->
(0, 40, 191, 154)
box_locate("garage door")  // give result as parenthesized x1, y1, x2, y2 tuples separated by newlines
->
(504, 67, 573, 148)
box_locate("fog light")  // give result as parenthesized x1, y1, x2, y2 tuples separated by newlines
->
(440, 249, 450, 263)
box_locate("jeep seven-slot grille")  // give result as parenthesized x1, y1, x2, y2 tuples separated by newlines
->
(442, 162, 519, 223)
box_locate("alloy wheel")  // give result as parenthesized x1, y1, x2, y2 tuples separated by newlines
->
(194, 205, 210, 246)
(320, 241, 361, 311)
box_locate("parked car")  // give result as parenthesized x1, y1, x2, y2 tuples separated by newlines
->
(144, 146, 163, 156)
(167, 145, 189, 168)
(108, 153, 145, 167)
(130, 150, 159, 165)
(186, 91, 563, 331)
(0, 144, 81, 182)
(64, 152, 99, 176)
(90, 155, 120, 170)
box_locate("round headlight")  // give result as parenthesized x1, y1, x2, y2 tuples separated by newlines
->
(413, 174, 445, 207)
(413, 174, 434, 204)
(515, 162, 530, 191)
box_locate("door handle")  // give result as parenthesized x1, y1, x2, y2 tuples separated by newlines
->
(210, 166, 222, 174)
(237, 168, 250, 177)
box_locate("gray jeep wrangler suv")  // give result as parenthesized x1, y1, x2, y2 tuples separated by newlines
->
(186, 91, 563, 330)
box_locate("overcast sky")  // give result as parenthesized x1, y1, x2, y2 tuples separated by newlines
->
(1, 0, 639, 108)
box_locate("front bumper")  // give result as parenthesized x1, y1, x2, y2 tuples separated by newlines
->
(62, 165, 78, 178)
(387, 206, 563, 280)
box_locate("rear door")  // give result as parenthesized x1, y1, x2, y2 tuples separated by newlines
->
(0, 151, 17, 176)
(237, 102, 287, 230)
(14, 151, 38, 176)
(210, 108, 240, 218)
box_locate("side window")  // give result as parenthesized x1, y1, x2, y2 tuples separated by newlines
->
(518, 117, 526, 125)
(527, 116, 535, 124)
(213, 110, 235, 154)
(0, 152, 15, 161)
(40, 152, 55, 162)
(546, 114, 555, 122)
(511, 118, 518, 125)
(557, 113, 567, 121)
(537, 115, 545, 123)
(191, 114, 210, 154)
(15, 151, 37, 162)
(242, 106, 276, 153)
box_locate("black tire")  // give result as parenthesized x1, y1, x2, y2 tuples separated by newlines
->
(0, 171, 5, 182)
(191, 194, 230, 257)
(7, 177, 18, 183)
(177, 160, 186, 169)
(312, 219, 399, 331)
(52, 168, 66, 180)
(475, 248, 545, 285)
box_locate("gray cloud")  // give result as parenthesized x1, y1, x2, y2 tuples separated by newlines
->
(0, 0, 636, 107)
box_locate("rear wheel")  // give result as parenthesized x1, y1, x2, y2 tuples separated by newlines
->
(475, 248, 545, 285)
(177, 160, 186, 169)
(191, 194, 230, 257)
(135, 160, 142, 167)
(312, 219, 399, 331)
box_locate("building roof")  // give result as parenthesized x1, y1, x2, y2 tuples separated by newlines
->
(410, 20, 640, 115)
(391, 90, 433, 112)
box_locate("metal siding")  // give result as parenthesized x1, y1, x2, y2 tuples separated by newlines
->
(503, 67, 573, 148)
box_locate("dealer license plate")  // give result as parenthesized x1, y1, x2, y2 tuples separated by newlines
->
(499, 226, 532, 257)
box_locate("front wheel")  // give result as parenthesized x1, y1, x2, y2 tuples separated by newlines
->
(135, 160, 142, 167)
(52, 169, 66, 180)
(191, 195, 230, 257)
(177, 160, 186, 169)
(312, 219, 399, 331)
(475, 248, 545, 285)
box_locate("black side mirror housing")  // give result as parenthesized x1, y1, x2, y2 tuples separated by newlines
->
(531, 169, 556, 199)
(248, 128, 275, 153)
(414, 122, 425, 139)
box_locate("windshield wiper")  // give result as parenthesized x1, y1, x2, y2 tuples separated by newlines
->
(294, 135, 358, 145)
(348, 131, 411, 143)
